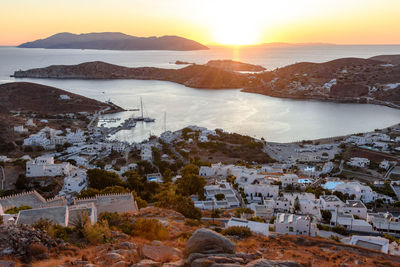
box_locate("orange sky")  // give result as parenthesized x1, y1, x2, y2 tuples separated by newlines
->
(1, 0, 400, 46)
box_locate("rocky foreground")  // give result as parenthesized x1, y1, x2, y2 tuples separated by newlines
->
(1, 207, 400, 267)
(12, 55, 400, 108)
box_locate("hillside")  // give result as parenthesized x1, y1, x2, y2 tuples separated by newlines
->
(243, 56, 400, 108)
(18, 32, 209, 51)
(12, 62, 248, 89)
(205, 60, 266, 72)
(369, 55, 400, 65)
(1, 207, 400, 266)
(11, 56, 400, 108)
(0, 82, 123, 114)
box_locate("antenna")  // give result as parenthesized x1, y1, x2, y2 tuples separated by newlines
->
(140, 97, 144, 119)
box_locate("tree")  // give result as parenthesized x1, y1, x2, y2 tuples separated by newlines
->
(162, 168, 173, 183)
(15, 174, 29, 190)
(214, 193, 225, 201)
(87, 169, 123, 190)
(321, 210, 332, 224)
(211, 209, 221, 218)
(155, 185, 201, 219)
(294, 196, 300, 212)
(176, 164, 206, 198)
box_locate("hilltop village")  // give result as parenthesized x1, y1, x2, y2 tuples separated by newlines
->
(1, 82, 400, 265)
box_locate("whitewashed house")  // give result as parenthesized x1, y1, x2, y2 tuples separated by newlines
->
(349, 236, 389, 254)
(320, 195, 344, 211)
(275, 213, 317, 236)
(59, 168, 87, 196)
(26, 156, 73, 177)
(280, 174, 299, 188)
(342, 200, 368, 219)
(226, 218, 269, 236)
(334, 181, 376, 203)
(14, 125, 28, 134)
(241, 184, 279, 199)
(347, 157, 370, 168)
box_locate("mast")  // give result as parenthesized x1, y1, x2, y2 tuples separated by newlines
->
(140, 97, 144, 119)
(164, 112, 167, 132)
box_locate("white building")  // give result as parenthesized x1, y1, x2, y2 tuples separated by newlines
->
(65, 129, 86, 144)
(26, 156, 73, 177)
(59, 169, 87, 196)
(347, 157, 370, 168)
(280, 174, 299, 188)
(275, 213, 317, 236)
(349, 236, 389, 254)
(14, 125, 28, 134)
(140, 145, 153, 162)
(226, 218, 269, 236)
(331, 212, 373, 233)
(241, 184, 279, 200)
(334, 181, 376, 203)
(320, 195, 344, 211)
(249, 203, 274, 220)
(379, 160, 391, 170)
(342, 200, 368, 219)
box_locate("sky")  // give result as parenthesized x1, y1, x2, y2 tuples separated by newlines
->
(1, 0, 400, 46)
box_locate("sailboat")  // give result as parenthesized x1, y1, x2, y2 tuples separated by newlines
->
(137, 97, 155, 122)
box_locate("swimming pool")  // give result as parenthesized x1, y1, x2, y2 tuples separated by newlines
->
(322, 181, 344, 190)
(298, 178, 312, 184)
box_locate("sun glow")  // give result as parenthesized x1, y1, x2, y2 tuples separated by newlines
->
(209, 1, 263, 46)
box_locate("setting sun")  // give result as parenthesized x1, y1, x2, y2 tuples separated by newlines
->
(208, 1, 262, 45)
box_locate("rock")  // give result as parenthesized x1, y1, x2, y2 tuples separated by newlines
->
(83, 264, 97, 267)
(119, 241, 136, 249)
(162, 260, 184, 267)
(185, 229, 235, 256)
(0, 260, 15, 267)
(136, 259, 163, 267)
(191, 258, 216, 267)
(245, 259, 301, 267)
(211, 264, 242, 267)
(97, 252, 125, 263)
(112, 261, 131, 267)
(142, 243, 182, 262)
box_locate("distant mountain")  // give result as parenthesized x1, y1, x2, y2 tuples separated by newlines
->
(18, 32, 209, 51)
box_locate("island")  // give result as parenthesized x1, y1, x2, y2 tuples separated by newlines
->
(11, 55, 400, 108)
(18, 32, 209, 51)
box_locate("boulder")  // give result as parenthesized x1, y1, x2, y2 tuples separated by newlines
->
(185, 229, 235, 256)
(137, 259, 163, 267)
(245, 259, 301, 267)
(142, 243, 182, 262)
(0, 260, 15, 267)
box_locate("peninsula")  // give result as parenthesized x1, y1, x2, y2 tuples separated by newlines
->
(18, 32, 209, 51)
(11, 55, 400, 108)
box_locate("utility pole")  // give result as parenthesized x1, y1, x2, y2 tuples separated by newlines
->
(0, 166, 5, 190)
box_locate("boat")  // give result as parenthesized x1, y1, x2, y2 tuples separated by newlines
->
(136, 97, 156, 123)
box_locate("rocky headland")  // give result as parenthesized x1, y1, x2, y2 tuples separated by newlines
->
(11, 54, 400, 108)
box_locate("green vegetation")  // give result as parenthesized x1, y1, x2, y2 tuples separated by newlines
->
(214, 193, 225, 201)
(5, 205, 32, 214)
(222, 226, 252, 238)
(368, 181, 397, 199)
(87, 169, 123, 190)
(321, 210, 332, 224)
(234, 207, 254, 218)
(176, 164, 206, 198)
(248, 216, 266, 223)
(211, 208, 221, 218)
(131, 218, 169, 240)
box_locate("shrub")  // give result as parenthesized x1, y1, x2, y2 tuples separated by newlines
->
(185, 219, 201, 227)
(28, 243, 48, 259)
(234, 208, 254, 218)
(222, 226, 252, 238)
(211, 209, 221, 218)
(214, 193, 225, 201)
(132, 218, 169, 240)
(5, 205, 32, 214)
(248, 216, 266, 223)
(332, 226, 347, 236)
(317, 224, 331, 231)
(83, 220, 111, 245)
(330, 235, 340, 242)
